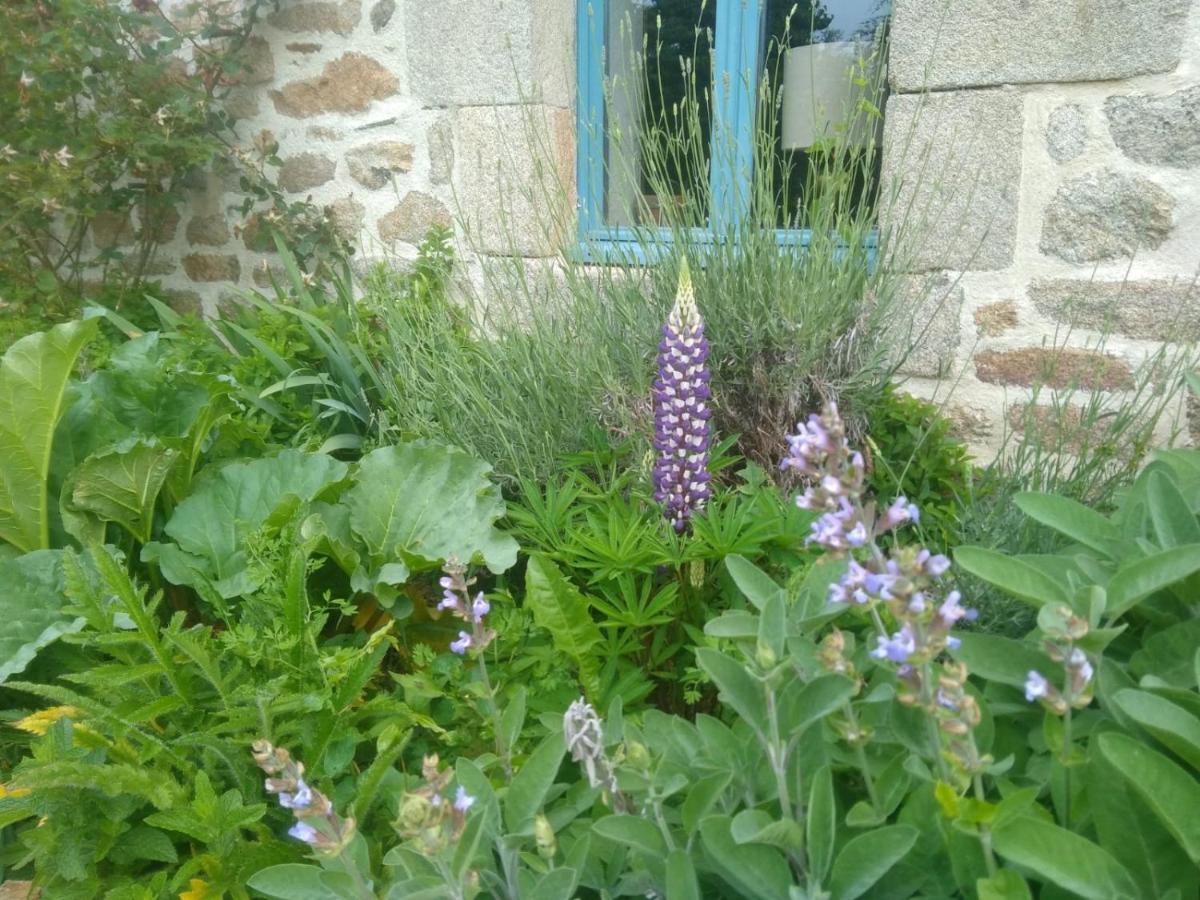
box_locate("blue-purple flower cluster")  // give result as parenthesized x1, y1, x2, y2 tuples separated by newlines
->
(394, 753, 477, 854)
(252, 740, 355, 854)
(437, 558, 494, 656)
(652, 260, 712, 533)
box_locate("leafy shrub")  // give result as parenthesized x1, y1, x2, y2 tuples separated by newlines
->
(236, 406, 1200, 900)
(864, 386, 974, 551)
(0, 0, 347, 320)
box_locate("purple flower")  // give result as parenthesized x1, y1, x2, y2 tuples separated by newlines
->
(453, 785, 475, 812)
(278, 779, 312, 810)
(1068, 648, 1094, 687)
(1025, 670, 1049, 702)
(880, 496, 920, 531)
(936, 590, 973, 627)
(871, 626, 916, 664)
(450, 631, 472, 655)
(438, 589, 459, 611)
(652, 260, 712, 533)
(808, 498, 867, 552)
(919, 551, 952, 577)
(288, 821, 319, 844)
(471, 592, 490, 623)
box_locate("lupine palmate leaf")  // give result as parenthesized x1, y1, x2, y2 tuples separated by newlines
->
(0, 319, 98, 552)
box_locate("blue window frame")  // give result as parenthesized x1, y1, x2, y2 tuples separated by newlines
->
(575, 0, 881, 266)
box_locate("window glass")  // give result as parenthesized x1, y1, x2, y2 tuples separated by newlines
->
(603, 0, 716, 227)
(760, 0, 890, 228)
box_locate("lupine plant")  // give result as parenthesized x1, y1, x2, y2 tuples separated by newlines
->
(652, 259, 713, 533)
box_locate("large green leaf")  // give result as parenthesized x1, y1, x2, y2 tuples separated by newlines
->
(953, 547, 1068, 608)
(725, 555, 785, 611)
(695, 648, 766, 734)
(1013, 492, 1119, 555)
(66, 438, 178, 544)
(951, 633, 1057, 689)
(246, 865, 341, 900)
(343, 443, 517, 602)
(503, 731, 566, 834)
(1131, 618, 1200, 688)
(699, 815, 792, 900)
(991, 815, 1138, 899)
(143, 450, 348, 599)
(1097, 732, 1200, 864)
(524, 555, 603, 698)
(1105, 545, 1200, 619)
(0, 320, 98, 552)
(1087, 738, 1198, 898)
(1146, 471, 1200, 548)
(0, 550, 82, 684)
(1111, 689, 1200, 770)
(829, 824, 918, 900)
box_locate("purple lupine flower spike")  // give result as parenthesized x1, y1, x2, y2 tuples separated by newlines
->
(652, 258, 712, 533)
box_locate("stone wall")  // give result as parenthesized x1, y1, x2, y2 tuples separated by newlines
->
(883, 0, 1200, 454)
(153, 0, 574, 314)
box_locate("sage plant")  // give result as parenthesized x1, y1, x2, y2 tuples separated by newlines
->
(652, 259, 712, 532)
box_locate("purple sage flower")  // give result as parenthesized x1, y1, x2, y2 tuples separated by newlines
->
(871, 626, 916, 664)
(453, 785, 476, 812)
(450, 631, 472, 655)
(278, 779, 312, 810)
(652, 259, 712, 533)
(1024, 670, 1050, 702)
(288, 821, 319, 844)
(471, 592, 490, 623)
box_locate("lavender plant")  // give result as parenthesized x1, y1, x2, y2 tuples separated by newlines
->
(652, 259, 713, 533)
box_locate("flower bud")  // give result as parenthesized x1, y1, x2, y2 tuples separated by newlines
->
(396, 794, 433, 833)
(534, 814, 557, 860)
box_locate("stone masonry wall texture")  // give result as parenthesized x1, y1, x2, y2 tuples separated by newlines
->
(885, 0, 1200, 456)
(155, 0, 574, 315)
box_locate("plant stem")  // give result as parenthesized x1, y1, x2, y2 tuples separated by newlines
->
(919, 661, 950, 783)
(843, 702, 881, 812)
(764, 684, 793, 820)
(1061, 706, 1073, 830)
(475, 649, 510, 780)
(971, 771, 999, 878)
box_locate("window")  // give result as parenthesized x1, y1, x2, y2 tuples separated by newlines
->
(576, 0, 889, 262)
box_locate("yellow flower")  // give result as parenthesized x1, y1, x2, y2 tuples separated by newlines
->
(14, 706, 82, 736)
(0, 782, 32, 799)
(179, 879, 215, 900)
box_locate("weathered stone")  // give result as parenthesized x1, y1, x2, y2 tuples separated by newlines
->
(1105, 86, 1200, 168)
(163, 289, 205, 317)
(378, 192, 452, 245)
(1029, 278, 1200, 342)
(278, 153, 337, 192)
(233, 36, 275, 85)
(186, 214, 230, 247)
(307, 126, 343, 142)
(240, 215, 275, 253)
(1006, 403, 1120, 457)
(268, 1, 360, 35)
(124, 257, 177, 277)
(452, 104, 574, 255)
(270, 53, 398, 118)
(946, 404, 993, 443)
(428, 115, 454, 184)
(346, 141, 414, 189)
(183, 253, 241, 283)
(326, 196, 365, 240)
(252, 262, 286, 288)
(1039, 169, 1175, 264)
(405, 0, 572, 107)
(223, 88, 260, 121)
(881, 90, 1022, 272)
(91, 211, 135, 249)
(1047, 103, 1087, 162)
(370, 0, 395, 31)
(286, 42, 323, 54)
(974, 300, 1018, 337)
(0, 880, 38, 899)
(974, 347, 1132, 391)
(140, 205, 180, 243)
(894, 274, 964, 378)
(889, 0, 1191, 92)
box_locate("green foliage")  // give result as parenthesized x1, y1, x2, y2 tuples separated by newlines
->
(865, 386, 974, 550)
(0, 319, 98, 552)
(0, 0, 348, 320)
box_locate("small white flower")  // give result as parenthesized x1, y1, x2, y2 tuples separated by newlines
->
(54, 146, 73, 168)
(0, 144, 16, 161)
(19, 71, 35, 89)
